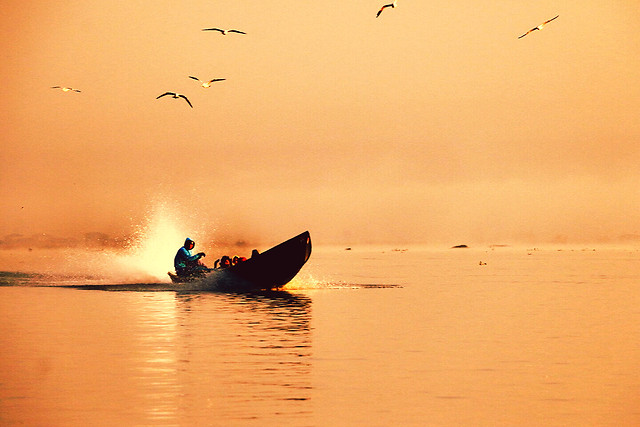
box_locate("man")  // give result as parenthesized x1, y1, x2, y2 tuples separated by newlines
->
(174, 237, 210, 277)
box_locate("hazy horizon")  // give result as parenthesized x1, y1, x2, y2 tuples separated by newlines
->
(2, 1, 639, 246)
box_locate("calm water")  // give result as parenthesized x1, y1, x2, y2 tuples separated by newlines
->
(1, 245, 639, 426)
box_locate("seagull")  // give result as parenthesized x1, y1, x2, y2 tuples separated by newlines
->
(518, 15, 559, 39)
(51, 86, 81, 92)
(376, 0, 397, 18)
(189, 76, 226, 88)
(202, 28, 246, 35)
(156, 92, 193, 108)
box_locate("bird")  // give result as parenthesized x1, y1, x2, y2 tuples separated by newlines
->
(202, 28, 246, 35)
(189, 76, 226, 88)
(51, 86, 81, 92)
(518, 15, 559, 39)
(376, 1, 397, 18)
(156, 92, 193, 108)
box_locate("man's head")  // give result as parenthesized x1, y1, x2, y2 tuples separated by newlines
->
(184, 238, 195, 250)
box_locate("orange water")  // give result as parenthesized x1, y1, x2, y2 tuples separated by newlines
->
(1, 246, 639, 426)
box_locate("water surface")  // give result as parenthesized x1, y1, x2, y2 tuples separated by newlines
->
(1, 246, 639, 426)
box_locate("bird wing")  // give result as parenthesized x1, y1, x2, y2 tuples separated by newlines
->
(179, 94, 193, 108)
(518, 30, 531, 39)
(189, 76, 200, 81)
(209, 78, 226, 83)
(228, 29, 246, 34)
(518, 27, 539, 38)
(202, 28, 224, 33)
(544, 15, 559, 25)
(51, 86, 61, 89)
(376, 4, 393, 17)
(156, 92, 174, 99)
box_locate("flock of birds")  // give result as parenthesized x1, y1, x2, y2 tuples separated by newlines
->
(51, 3, 560, 108)
(153, 76, 227, 108)
(374, 0, 560, 38)
(50, 26, 240, 108)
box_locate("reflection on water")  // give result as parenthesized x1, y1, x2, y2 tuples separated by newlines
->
(3, 247, 640, 425)
(188, 292, 313, 423)
(0, 286, 312, 426)
(131, 291, 313, 425)
(129, 293, 181, 424)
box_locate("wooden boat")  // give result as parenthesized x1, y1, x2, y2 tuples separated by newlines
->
(167, 230, 312, 291)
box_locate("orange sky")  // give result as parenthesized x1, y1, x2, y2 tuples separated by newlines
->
(1, 1, 639, 245)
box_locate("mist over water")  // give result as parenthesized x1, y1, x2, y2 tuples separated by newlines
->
(2, 1, 639, 247)
(0, 202, 214, 283)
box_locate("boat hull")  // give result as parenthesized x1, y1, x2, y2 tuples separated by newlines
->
(168, 230, 312, 291)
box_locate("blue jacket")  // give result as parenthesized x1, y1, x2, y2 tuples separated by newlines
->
(174, 238, 203, 270)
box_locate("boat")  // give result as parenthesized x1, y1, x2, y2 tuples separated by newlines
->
(64, 231, 311, 293)
(167, 230, 312, 291)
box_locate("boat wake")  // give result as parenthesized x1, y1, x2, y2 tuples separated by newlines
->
(283, 275, 403, 290)
(0, 271, 401, 292)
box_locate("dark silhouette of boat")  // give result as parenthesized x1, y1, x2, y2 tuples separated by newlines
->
(168, 230, 312, 291)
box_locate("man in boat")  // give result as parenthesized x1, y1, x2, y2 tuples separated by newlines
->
(174, 238, 211, 277)
(214, 255, 232, 269)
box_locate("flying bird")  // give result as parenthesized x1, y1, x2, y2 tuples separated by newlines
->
(51, 86, 81, 92)
(202, 28, 246, 35)
(376, 1, 397, 18)
(156, 92, 193, 108)
(518, 15, 559, 39)
(189, 76, 226, 88)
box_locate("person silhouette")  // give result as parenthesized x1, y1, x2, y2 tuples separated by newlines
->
(174, 238, 210, 277)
